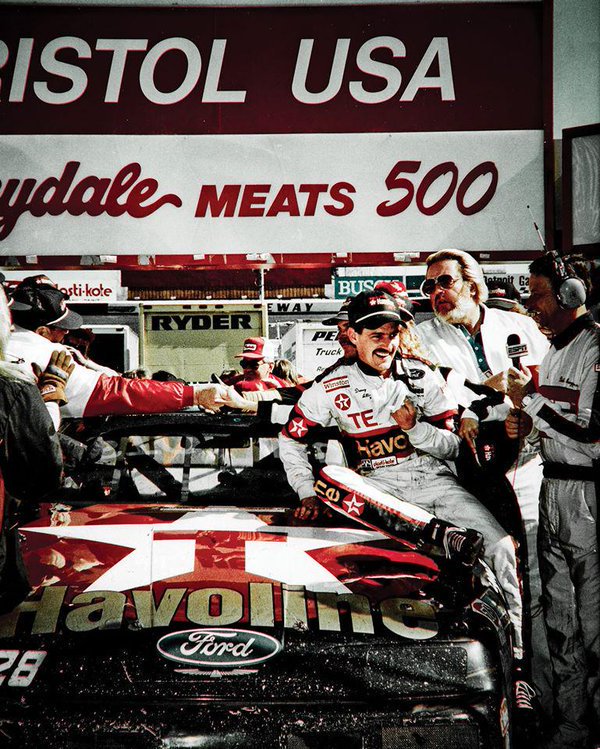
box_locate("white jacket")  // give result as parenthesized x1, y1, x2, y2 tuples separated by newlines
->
(7, 326, 103, 418)
(417, 306, 549, 383)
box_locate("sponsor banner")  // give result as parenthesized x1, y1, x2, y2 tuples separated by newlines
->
(2, 269, 122, 302)
(0, 4, 542, 135)
(0, 131, 543, 255)
(334, 262, 537, 298)
(335, 274, 425, 300)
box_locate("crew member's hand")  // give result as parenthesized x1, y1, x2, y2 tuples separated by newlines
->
(219, 386, 258, 412)
(33, 350, 75, 405)
(193, 384, 228, 412)
(294, 495, 320, 521)
(391, 398, 417, 430)
(483, 370, 508, 393)
(505, 408, 533, 440)
(459, 417, 480, 465)
(506, 365, 533, 408)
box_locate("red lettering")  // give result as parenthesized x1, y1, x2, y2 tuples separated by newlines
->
(361, 409, 377, 427)
(67, 176, 110, 217)
(27, 162, 81, 218)
(324, 181, 355, 216)
(239, 184, 270, 217)
(415, 161, 458, 216)
(347, 409, 377, 428)
(265, 184, 300, 217)
(347, 412, 364, 429)
(195, 185, 240, 217)
(377, 160, 421, 217)
(127, 177, 180, 217)
(456, 161, 498, 215)
(0, 161, 181, 240)
(299, 184, 328, 216)
(378, 159, 498, 217)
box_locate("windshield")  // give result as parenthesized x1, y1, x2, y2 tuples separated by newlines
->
(58, 415, 333, 508)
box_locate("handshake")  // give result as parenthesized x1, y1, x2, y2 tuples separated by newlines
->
(193, 383, 259, 413)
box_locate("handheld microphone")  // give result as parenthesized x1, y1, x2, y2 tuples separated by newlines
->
(506, 333, 528, 370)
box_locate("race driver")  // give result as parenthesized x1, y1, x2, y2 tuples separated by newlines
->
(278, 289, 531, 706)
(7, 277, 227, 418)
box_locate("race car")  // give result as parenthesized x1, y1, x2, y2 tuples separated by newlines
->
(0, 412, 513, 748)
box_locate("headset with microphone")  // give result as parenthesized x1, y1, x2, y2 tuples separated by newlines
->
(546, 252, 587, 309)
(527, 205, 587, 310)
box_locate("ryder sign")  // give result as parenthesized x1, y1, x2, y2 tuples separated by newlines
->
(0, 4, 544, 256)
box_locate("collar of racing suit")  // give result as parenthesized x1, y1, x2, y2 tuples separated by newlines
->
(356, 356, 408, 379)
(551, 312, 595, 350)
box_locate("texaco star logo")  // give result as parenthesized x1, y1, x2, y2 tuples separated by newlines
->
(288, 418, 308, 438)
(342, 493, 364, 516)
(334, 393, 352, 412)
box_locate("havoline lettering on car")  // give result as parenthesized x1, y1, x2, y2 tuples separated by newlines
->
(0, 413, 513, 748)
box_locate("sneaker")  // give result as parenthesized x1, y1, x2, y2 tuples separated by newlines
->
(514, 679, 537, 711)
(423, 519, 484, 568)
(513, 679, 539, 747)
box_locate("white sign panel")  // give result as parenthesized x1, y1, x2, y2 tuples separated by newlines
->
(281, 323, 342, 380)
(0, 132, 543, 256)
(2, 270, 123, 302)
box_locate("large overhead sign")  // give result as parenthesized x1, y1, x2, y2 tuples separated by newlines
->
(0, 3, 545, 256)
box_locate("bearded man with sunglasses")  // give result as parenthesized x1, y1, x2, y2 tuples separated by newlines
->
(417, 248, 551, 719)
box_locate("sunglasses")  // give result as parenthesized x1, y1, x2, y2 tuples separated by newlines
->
(422, 274, 461, 296)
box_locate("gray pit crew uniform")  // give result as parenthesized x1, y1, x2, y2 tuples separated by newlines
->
(279, 355, 524, 656)
(521, 313, 600, 749)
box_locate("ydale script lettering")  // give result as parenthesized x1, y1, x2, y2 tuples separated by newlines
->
(0, 161, 181, 240)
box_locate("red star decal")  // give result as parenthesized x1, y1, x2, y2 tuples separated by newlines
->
(288, 418, 308, 438)
(334, 393, 351, 411)
(342, 493, 365, 517)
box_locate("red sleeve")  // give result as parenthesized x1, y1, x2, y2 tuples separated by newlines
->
(83, 375, 195, 417)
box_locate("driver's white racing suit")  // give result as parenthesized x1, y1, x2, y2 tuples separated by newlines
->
(279, 355, 524, 657)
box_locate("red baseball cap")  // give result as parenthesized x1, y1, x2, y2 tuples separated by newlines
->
(235, 337, 276, 360)
(374, 280, 416, 316)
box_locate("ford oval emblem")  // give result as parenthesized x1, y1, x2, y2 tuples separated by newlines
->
(157, 628, 282, 667)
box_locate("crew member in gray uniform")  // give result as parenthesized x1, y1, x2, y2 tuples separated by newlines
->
(507, 253, 599, 749)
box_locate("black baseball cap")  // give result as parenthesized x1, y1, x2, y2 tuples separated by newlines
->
(323, 297, 352, 326)
(486, 279, 523, 311)
(348, 290, 407, 329)
(0, 273, 31, 311)
(11, 281, 83, 330)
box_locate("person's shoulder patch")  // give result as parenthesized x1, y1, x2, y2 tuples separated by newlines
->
(323, 376, 350, 393)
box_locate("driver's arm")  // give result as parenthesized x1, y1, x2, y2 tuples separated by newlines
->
(278, 384, 334, 518)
